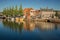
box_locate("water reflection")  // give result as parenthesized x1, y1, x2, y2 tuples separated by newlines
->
(35, 22, 55, 31)
(2, 19, 23, 33)
(23, 20, 35, 31)
(2, 19, 60, 32)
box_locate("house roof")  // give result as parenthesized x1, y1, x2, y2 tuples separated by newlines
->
(40, 8, 53, 11)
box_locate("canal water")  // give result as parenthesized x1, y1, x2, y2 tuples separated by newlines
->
(0, 19, 60, 40)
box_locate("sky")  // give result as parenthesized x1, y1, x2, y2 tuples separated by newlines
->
(0, 0, 60, 12)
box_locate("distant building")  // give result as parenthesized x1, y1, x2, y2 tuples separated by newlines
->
(55, 10, 60, 18)
(30, 10, 41, 19)
(40, 8, 56, 19)
(30, 8, 56, 19)
(23, 7, 60, 19)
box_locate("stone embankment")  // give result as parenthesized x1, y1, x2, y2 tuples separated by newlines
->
(32, 18, 60, 23)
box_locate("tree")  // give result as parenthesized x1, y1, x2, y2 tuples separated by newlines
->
(9, 7, 12, 16)
(11, 6, 15, 16)
(15, 5, 18, 16)
(3, 8, 8, 16)
(3, 8, 6, 15)
(19, 4, 23, 16)
(2, 4, 24, 17)
(6, 7, 10, 16)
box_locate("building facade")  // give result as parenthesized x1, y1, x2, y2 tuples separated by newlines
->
(40, 8, 56, 19)
(23, 8, 59, 19)
(55, 11, 60, 18)
(30, 10, 41, 19)
(23, 8, 33, 19)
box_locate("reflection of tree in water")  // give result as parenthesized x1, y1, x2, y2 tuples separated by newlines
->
(2, 19, 60, 32)
(2, 20, 23, 33)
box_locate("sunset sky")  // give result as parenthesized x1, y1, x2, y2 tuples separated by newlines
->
(0, 0, 60, 12)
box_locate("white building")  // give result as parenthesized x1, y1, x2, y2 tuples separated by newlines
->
(40, 8, 56, 19)
(30, 10, 41, 19)
(30, 10, 36, 16)
(30, 8, 56, 19)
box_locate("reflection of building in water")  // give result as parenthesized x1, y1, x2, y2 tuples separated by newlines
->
(23, 21, 35, 31)
(54, 23, 60, 30)
(3, 19, 60, 32)
(35, 22, 55, 31)
(23, 8, 33, 19)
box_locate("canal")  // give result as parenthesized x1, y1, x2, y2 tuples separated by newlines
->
(0, 19, 60, 40)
